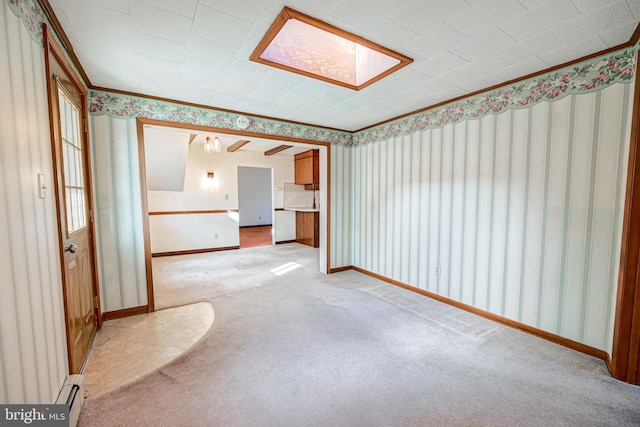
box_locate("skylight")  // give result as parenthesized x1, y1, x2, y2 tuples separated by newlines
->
(250, 7, 413, 91)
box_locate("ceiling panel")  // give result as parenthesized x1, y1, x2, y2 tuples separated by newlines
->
(192, 5, 254, 47)
(47, 0, 640, 132)
(446, 0, 526, 38)
(129, 0, 193, 43)
(499, 0, 580, 42)
(389, 0, 469, 34)
(136, 0, 198, 18)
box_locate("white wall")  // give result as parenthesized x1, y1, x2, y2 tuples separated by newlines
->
(144, 128, 189, 192)
(147, 139, 295, 253)
(350, 82, 634, 352)
(0, 1, 68, 403)
(238, 166, 273, 227)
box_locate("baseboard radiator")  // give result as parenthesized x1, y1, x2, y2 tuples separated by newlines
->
(55, 375, 84, 427)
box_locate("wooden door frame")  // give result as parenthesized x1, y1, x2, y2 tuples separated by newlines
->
(136, 118, 332, 313)
(43, 25, 102, 372)
(610, 54, 640, 384)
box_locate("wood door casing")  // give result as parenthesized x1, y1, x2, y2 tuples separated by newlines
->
(44, 25, 100, 374)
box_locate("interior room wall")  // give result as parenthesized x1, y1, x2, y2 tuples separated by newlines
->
(147, 139, 295, 254)
(330, 144, 353, 269)
(90, 115, 147, 313)
(350, 81, 635, 353)
(0, 1, 69, 404)
(144, 128, 189, 192)
(237, 166, 273, 227)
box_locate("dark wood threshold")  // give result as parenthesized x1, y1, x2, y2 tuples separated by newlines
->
(329, 266, 353, 274)
(152, 246, 240, 257)
(239, 224, 273, 228)
(345, 266, 608, 362)
(275, 240, 296, 244)
(102, 305, 149, 321)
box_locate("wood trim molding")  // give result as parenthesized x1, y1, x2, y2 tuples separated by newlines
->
(348, 266, 608, 361)
(136, 117, 331, 147)
(329, 266, 353, 274)
(151, 246, 240, 258)
(239, 224, 273, 228)
(265, 145, 292, 156)
(275, 240, 296, 244)
(630, 23, 640, 45)
(227, 140, 250, 152)
(136, 119, 155, 312)
(102, 305, 149, 321)
(38, 0, 92, 87)
(149, 210, 237, 215)
(610, 53, 640, 385)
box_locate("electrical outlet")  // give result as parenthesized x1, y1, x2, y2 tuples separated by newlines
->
(435, 266, 441, 276)
(225, 194, 229, 200)
(214, 233, 219, 239)
(259, 216, 261, 220)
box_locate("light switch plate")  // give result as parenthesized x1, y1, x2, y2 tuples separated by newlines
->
(37, 173, 46, 199)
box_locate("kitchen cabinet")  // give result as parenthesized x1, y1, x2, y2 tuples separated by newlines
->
(296, 211, 319, 248)
(294, 149, 319, 190)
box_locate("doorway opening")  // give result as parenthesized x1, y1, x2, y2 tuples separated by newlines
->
(238, 166, 274, 249)
(138, 119, 330, 311)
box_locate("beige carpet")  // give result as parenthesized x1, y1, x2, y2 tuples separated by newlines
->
(79, 244, 640, 426)
(82, 302, 214, 398)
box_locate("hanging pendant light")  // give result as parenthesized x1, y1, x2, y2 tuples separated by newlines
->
(204, 136, 222, 153)
(204, 136, 213, 154)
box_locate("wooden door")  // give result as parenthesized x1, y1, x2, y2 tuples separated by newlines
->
(44, 26, 100, 374)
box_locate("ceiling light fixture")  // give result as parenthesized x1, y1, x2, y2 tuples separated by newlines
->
(250, 7, 412, 90)
(204, 136, 222, 154)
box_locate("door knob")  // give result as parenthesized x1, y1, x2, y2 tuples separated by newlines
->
(65, 244, 79, 253)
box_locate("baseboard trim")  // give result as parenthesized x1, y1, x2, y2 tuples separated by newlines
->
(239, 224, 273, 228)
(276, 240, 296, 244)
(102, 305, 149, 321)
(329, 266, 354, 274)
(152, 246, 240, 257)
(350, 266, 608, 362)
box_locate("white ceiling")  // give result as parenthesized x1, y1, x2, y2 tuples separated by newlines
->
(49, 0, 640, 131)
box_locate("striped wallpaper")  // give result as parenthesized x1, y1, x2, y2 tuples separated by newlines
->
(330, 144, 354, 269)
(0, 1, 68, 403)
(350, 82, 634, 352)
(90, 115, 147, 313)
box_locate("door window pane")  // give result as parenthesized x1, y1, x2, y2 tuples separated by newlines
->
(58, 85, 86, 235)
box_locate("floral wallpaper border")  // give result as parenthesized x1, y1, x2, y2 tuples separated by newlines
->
(353, 46, 638, 146)
(6, 0, 46, 45)
(88, 90, 353, 146)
